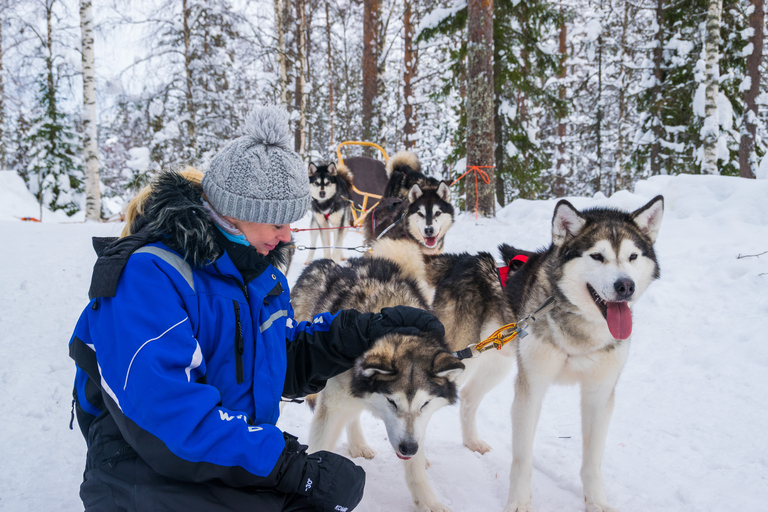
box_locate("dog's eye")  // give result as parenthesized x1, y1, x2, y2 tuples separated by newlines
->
(386, 398, 398, 410)
(434, 211, 441, 217)
(590, 253, 604, 262)
(417, 211, 425, 218)
(420, 400, 431, 411)
(629, 253, 638, 261)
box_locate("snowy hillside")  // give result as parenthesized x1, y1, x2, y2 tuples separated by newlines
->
(1, 174, 766, 511)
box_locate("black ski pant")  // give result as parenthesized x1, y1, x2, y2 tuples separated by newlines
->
(80, 436, 316, 512)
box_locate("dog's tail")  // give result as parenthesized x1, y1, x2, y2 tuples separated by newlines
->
(335, 162, 354, 187)
(305, 393, 318, 412)
(498, 243, 536, 272)
(385, 150, 421, 177)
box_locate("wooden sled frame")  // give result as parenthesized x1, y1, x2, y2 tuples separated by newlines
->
(336, 141, 389, 226)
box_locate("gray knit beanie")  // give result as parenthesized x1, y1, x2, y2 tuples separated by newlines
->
(202, 106, 311, 224)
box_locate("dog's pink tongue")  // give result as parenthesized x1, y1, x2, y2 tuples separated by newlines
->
(606, 301, 632, 340)
(424, 236, 437, 247)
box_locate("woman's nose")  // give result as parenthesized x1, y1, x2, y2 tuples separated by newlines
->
(277, 225, 292, 243)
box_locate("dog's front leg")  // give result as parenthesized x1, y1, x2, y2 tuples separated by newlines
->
(319, 218, 332, 260)
(405, 449, 451, 512)
(345, 413, 376, 459)
(580, 382, 619, 512)
(333, 220, 347, 262)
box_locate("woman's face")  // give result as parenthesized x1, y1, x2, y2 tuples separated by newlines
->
(226, 218, 292, 255)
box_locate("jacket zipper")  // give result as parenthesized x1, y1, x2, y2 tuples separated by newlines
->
(233, 300, 244, 384)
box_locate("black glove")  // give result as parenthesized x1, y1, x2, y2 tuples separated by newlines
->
(297, 451, 366, 512)
(363, 305, 445, 341)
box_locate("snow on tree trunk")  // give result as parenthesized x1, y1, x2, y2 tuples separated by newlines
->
(275, 0, 288, 106)
(403, 0, 417, 150)
(325, 0, 335, 150)
(80, 0, 100, 221)
(554, 16, 567, 198)
(362, 0, 379, 145)
(294, 0, 307, 156)
(738, 0, 763, 179)
(182, 0, 197, 156)
(651, 0, 664, 176)
(701, 0, 722, 175)
(466, 0, 495, 217)
(0, 18, 5, 171)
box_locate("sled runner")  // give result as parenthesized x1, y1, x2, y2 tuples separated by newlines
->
(335, 141, 389, 226)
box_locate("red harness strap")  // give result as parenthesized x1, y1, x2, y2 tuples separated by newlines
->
(498, 255, 529, 289)
(323, 213, 330, 221)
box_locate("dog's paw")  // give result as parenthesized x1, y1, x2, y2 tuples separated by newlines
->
(503, 503, 533, 512)
(416, 500, 452, 512)
(585, 502, 619, 512)
(347, 443, 376, 459)
(463, 437, 493, 454)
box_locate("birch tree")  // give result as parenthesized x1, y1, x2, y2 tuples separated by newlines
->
(738, 0, 764, 179)
(79, 0, 100, 221)
(403, 0, 418, 149)
(466, 0, 494, 217)
(362, 0, 380, 145)
(294, 0, 307, 155)
(701, 0, 723, 174)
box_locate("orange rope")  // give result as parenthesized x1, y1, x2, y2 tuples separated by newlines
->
(450, 165, 493, 219)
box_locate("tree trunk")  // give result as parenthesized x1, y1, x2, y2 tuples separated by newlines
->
(554, 17, 567, 197)
(294, 0, 307, 155)
(275, 0, 288, 105)
(701, 0, 722, 174)
(493, 19, 504, 207)
(80, 0, 101, 221)
(738, 0, 763, 179)
(182, 0, 197, 157)
(650, 0, 663, 175)
(0, 18, 5, 171)
(403, 0, 418, 150)
(325, 0, 335, 151)
(465, 0, 495, 217)
(362, 0, 379, 145)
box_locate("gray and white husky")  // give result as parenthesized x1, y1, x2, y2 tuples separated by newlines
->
(292, 246, 464, 512)
(363, 151, 455, 255)
(503, 196, 664, 512)
(305, 162, 354, 264)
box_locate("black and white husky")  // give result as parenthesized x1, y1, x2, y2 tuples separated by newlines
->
(363, 151, 454, 254)
(292, 241, 464, 512)
(501, 196, 664, 512)
(305, 162, 354, 264)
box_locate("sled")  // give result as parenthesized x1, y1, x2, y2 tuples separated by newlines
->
(335, 141, 390, 226)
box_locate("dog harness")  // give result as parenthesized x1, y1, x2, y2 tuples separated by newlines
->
(497, 255, 529, 289)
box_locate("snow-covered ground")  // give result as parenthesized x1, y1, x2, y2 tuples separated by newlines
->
(1, 173, 767, 511)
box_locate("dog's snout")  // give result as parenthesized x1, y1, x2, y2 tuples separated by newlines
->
(398, 440, 419, 457)
(319, 190, 326, 198)
(614, 278, 635, 300)
(424, 225, 435, 236)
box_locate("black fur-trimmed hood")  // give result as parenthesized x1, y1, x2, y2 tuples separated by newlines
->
(131, 172, 220, 267)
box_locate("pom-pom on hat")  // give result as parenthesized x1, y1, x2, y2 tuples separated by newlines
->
(202, 106, 311, 224)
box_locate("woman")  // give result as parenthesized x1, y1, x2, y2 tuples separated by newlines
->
(68, 106, 443, 511)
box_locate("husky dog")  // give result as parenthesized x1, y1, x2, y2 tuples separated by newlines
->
(363, 151, 455, 255)
(503, 196, 664, 512)
(422, 245, 535, 454)
(305, 162, 354, 264)
(292, 247, 464, 512)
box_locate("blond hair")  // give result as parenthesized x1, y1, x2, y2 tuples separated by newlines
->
(120, 168, 205, 237)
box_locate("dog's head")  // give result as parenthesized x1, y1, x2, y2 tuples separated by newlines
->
(308, 162, 340, 201)
(405, 182, 454, 252)
(350, 332, 464, 460)
(550, 195, 664, 340)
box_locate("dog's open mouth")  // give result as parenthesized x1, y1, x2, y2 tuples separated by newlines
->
(422, 235, 438, 248)
(396, 453, 413, 460)
(587, 284, 632, 340)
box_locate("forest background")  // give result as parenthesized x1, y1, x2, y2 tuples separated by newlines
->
(0, 0, 766, 219)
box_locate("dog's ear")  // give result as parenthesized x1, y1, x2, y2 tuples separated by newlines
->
(431, 352, 464, 382)
(408, 184, 423, 204)
(436, 181, 451, 202)
(327, 163, 337, 175)
(308, 163, 317, 176)
(358, 352, 396, 379)
(552, 200, 586, 247)
(630, 195, 664, 243)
